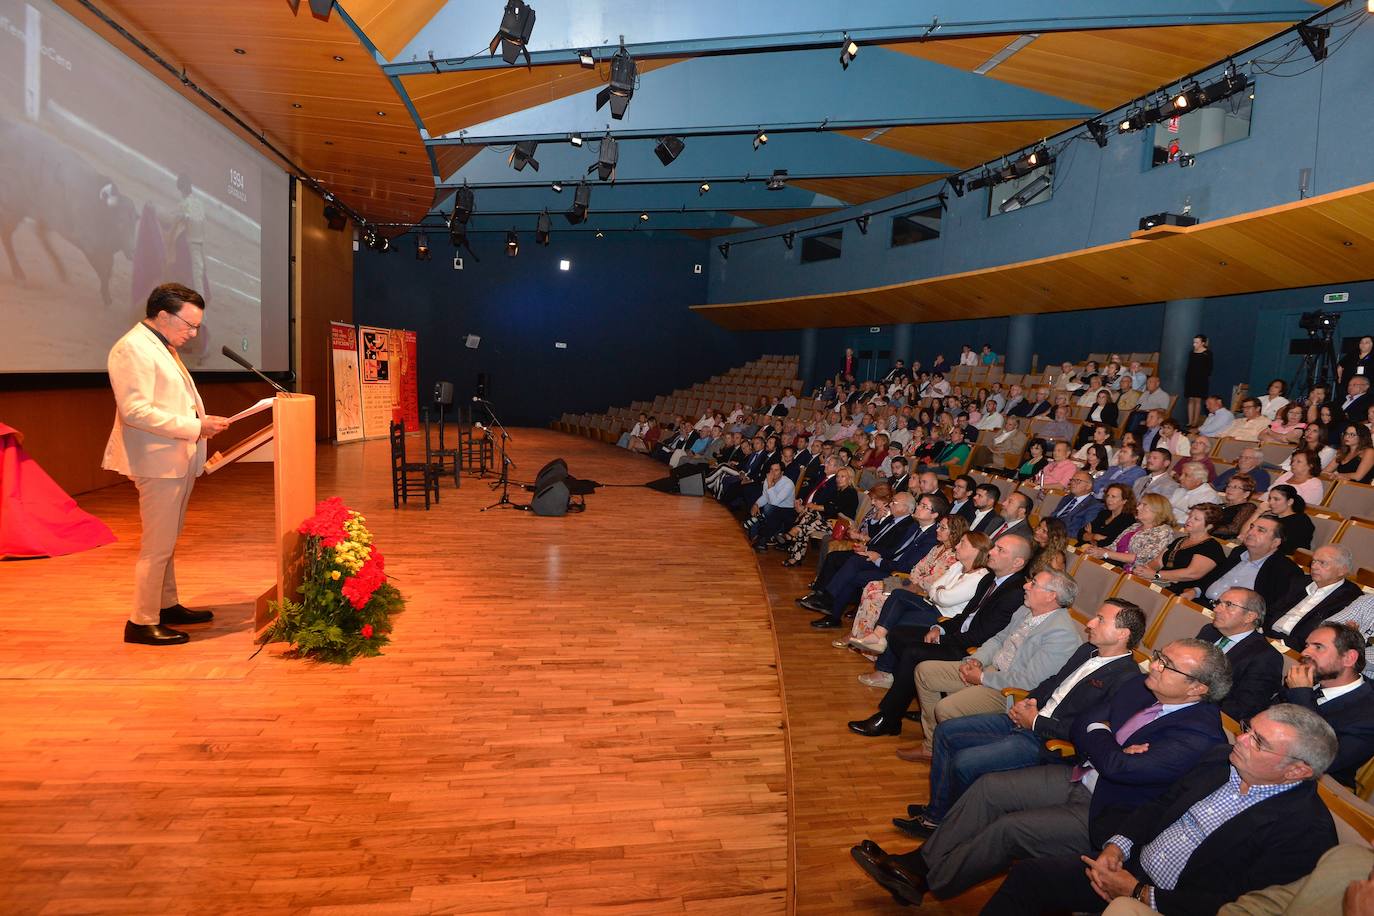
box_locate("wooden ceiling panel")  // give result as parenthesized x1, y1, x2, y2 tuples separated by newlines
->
(788, 175, 947, 206)
(402, 57, 691, 137)
(839, 121, 1080, 170)
(693, 180, 1374, 331)
(728, 209, 842, 227)
(432, 145, 483, 182)
(887, 24, 1291, 109)
(339, 0, 447, 62)
(51, 0, 432, 226)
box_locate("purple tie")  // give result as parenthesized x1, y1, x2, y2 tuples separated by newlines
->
(1072, 702, 1163, 781)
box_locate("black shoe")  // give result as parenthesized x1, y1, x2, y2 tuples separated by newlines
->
(753, 542, 769, 553)
(850, 843, 927, 906)
(903, 711, 922, 722)
(124, 622, 189, 645)
(799, 594, 833, 613)
(892, 815, 938, 839)
(906, 804, 928, 819)
(811, 617, 841, 629)
(848, 714, 902, 737)
(159, 604, 214, 625)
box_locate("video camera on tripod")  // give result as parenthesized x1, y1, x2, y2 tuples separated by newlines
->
(1290, 310, 1342, 400)
(1300, 310, 1341, 336)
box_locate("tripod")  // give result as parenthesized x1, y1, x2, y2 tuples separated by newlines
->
(1289, 329, 1340, 402)
(476, 400, 526, 512)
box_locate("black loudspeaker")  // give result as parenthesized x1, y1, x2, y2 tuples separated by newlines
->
(434, 381, 453, 406)
(531, 458, 571, 516)
(678, 470, 705, 496)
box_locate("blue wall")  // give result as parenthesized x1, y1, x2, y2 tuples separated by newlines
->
(707, 21, 1374, 304)
(353, 233, 785, 426)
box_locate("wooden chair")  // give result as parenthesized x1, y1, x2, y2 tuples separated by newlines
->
(1327, 481, 1374, 520)
(1308, 507, 1346, 552)
(1110, 574, 1174, 639)
(390, 420, 438, 510)
(1336, 518, 1374, 578)
(1071, 556, 1124, 619)
(1319, 774, 1374, 833)
(422, 407, 461, 489)
(1144, 596, 1212, 650)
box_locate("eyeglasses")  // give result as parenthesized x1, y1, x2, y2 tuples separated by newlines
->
(1239, 719, 1307, 764)
(1213, 599, 1250, 612)
(1150, 649, 1200, 681)
(168, 311, 202, 332)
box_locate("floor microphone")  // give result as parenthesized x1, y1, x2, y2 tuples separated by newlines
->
(221, 345, 288, 393)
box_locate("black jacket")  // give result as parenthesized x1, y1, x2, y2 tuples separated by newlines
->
(940, 571, 1028, 653)
(1195, 549, 1303, 612)
(1025, 646, 1142, 744)
(1115, 747, 1337, 916)
(1280, 679, 1374, 788)
(1266, 579, 1364, 651)
(1197, 624, 1283, 721)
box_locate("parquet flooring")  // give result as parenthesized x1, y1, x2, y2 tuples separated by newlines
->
(0, 431, 788, 915)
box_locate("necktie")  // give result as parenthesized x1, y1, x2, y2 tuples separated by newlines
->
(1073, 703, 1163, 781)
(1313, 687, 1326, 703)
(1216, 636, 1232, 649)
(990, 522, 1009, 539)
(1058, 497, 1078, 517)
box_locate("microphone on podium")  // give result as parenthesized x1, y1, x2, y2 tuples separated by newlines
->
(221, 346, 289, 393)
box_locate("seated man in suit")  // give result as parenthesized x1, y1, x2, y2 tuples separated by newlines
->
(1197, 587, 1284, 721)
(1133, 447, 1180, 500)
(904, 599, 1146, 831)
(1214, 445, 1272, 494)
(1092, 445, 1146, 498)
(804, 492, 942, 629)
(905, 568, 1085, 760)
(1048, 471, 1103, 540)
(1266, 544, 1363, 650)
(886, 456, 910, 493)
(850, 639, 1231, 905)
(847, 534, 1034, 737)
(984, 704, 1338, 916)
(947, 475, 976, 519)
(1194, 512, 1302, 611)
(967, 484, 1004, 534)
(1280, 622, 1374, 789)
(985, 491, 1033, 542)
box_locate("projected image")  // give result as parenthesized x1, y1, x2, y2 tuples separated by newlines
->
(0, 0, 289, 372)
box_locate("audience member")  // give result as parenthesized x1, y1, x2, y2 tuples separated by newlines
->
(741, 460, 795, 548)
(1325, 424, 1374, 482)
(1280, 624, 1374, 789)
(968, 484, 1004, 535)
(1257, 378, 1292, 419)
(1014, 439, 1049, 482)
(1243, 485, 1315, 554)
(1266, 545, 1363, 650)
(1214, 447, 1272, 494)
(1269, 449, 1325, 507)
(1046, 471, 1103, 540)
(1199, 587, 1285, 721)
(1197, 395, 1235, 438)
(1092, 446, 1146, 498)
(1147, 504, 1226, 595)
(1168, 461, 1221, 523)
(1081, 484, 1137, 549)
(1172, 435, 1216, 482)
(1082, 493, 1176, 574)
(1133, 448, 1181, 500)
(1259, 402, 1309, 446)
(986, 492, 1033, 542)
(1195, 513, 1302, 611)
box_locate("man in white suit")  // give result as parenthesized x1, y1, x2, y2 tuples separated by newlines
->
(105, 283, 230, 645)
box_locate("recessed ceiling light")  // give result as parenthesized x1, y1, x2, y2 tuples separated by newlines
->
(639, 212, 649, 221)
(233, 48, 247, 55)
(292, 102, 302, 108)
(398, 150, 407, 155)
(333, 55, 345, 62)
(324, 140, 334, 145)
(376, 110, 386, 117)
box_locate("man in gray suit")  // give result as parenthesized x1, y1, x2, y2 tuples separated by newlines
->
(911, 568, 1084, 747)
(1133, 447, 1181, 501)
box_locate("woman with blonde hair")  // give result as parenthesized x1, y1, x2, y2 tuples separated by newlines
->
(779, 465, 863, 566)
(1081, 493, 1177, 573)
(841, 515, 971, 649)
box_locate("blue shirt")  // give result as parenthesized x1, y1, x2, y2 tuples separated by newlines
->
(1198, 408, 1235, 438)
(756, 475, 796, 510)
(1093, 464, 1147, 497)
(1110, 766, 1297, 891)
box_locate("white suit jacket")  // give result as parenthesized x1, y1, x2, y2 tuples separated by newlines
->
(103, 323, 206, 479)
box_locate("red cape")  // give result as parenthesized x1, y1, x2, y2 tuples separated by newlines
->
(0, 423, 117, 559)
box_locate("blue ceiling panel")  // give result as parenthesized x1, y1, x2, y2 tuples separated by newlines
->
(386, 0, 1313, 69)
(428, 179, 849, 219)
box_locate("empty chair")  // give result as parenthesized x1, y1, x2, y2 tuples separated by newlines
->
(1110, 573, 1174, 638)
(1327, 480, 1374, 520)
(1144, 597, 1212, 651)
(1308, 508, 1345, 552)
(1213, 438, 1248, 462)
(1259, 442, 1293, 467)
(389, 420, 438, 510)
(1071, 556, 1124, 618)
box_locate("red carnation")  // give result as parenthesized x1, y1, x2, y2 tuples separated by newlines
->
(361, 624, 374, 639)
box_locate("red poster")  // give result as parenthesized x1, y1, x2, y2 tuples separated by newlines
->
(399, 330, 420, 433)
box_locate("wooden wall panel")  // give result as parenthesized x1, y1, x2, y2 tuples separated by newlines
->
(296, 185, 356, 442)
(338, 0, 447, 62)
(788, 175, 946, 206)
(839, 120, 1080, 170)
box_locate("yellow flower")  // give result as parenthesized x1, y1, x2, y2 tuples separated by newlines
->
(330, 570, 341, 580)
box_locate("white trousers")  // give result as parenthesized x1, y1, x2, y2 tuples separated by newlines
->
(130, 471, 196, 624)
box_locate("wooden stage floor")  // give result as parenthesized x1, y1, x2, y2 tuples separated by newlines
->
(1, 430, 991, 915)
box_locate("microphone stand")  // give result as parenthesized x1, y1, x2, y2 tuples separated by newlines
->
(476, 399, 525, 512)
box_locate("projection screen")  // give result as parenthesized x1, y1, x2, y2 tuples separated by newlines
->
(0, 0, 292, 373)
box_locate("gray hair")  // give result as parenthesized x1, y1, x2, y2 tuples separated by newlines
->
(1181, 461, 1208, 481)
(1318, 544, 1355, 576)
(1171, 637, 1233, 704)
(1222, 587, 1266, 629)
(1262, 703, 1339, 778)
(891, 492, 916, 513)
(1036, 569, 1078, 608)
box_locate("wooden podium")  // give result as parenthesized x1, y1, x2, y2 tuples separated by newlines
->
(204, 393, 316, 639)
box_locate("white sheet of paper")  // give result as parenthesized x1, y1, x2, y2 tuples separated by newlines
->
(228, 397, 275, 424)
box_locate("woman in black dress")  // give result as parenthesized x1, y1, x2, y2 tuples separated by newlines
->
(1338, 335, 1374, 386)
(1147, 503, 1226, 596)
(1241, 485, 1315, 554)
(1184, 334, 1212, 429)
(1080, 483, 1137, 548)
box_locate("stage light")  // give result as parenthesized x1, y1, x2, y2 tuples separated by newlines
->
(752, 129, 768, 151)
(588, 135, 618, 181)
(566, 181, 591, 224)
(324, 205, 347, 230)
(1118, 109, 1146, 133)
(699, 182, 710, 194)
(506, 229, 519, 256)
(1086, 119, 1110, 148)
(1138, 211, 1199, 231)
(1172, 81, 1206, 112)
(718, 242, 730, 260)
(551, 181, 563, 192)
(856, 214, 870, 235)
(639, 212, 649, 222)
(361, 226, 377, 248)
(840, 34, 859, 69)
(654, 135, 685, 166)
(965, 171, 994, 192)
(559, 258, 571, 270)
(946, 175, 965, 198)
(452, 184, 475, 224)
(489, 0, 535, 66)
(415, 233, 431, 260)
(595, 44, 637, 119)
(510, 139, 540, 172)
(1297, 23, 1329, 62)
(765, 169, 787, 191)
(595, 230, 604, 238)
(376, 235, 391, 252)
(569, 133, 583, 147)
(535, 210, 551, 245)
(577, 49, 595, 68)
(1178, 154, 1196, 168)
(782, 231, 795, 250)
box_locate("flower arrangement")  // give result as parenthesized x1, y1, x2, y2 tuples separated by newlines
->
(268, 497, 403, 664)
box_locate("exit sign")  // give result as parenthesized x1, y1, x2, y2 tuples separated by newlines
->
(869, 326, 881, 333)
(1324, 292, 1350, 304)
